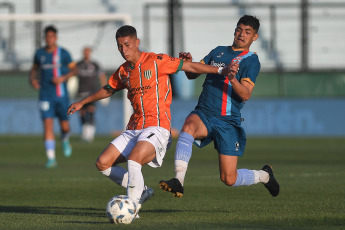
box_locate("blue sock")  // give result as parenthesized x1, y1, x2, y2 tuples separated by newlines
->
(175, 132, 194, 163)
(45, 140, 55, 151)
(233, 169, 255, 187)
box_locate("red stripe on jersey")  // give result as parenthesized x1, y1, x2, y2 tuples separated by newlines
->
(221, 77, 230, 116)
(53, 48, 61, 97)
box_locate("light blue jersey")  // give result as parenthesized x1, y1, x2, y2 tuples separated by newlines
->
(197, 46, 260, 126)
(192, 46, 260, 156)
(33, 46, 73, 120)
(33, 46, 73, 100)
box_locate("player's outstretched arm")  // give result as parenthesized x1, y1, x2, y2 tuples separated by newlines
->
(181, 61, 223, 75)
(68, 85, 114, 115)
(179, 52, 199, 79)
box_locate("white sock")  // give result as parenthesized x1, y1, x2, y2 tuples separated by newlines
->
(127, 160, 144, 204)
(100, 166, 128, 188)
(46, 149, 55, 160)
(253, 170, 269, 184)
(175, 160, 188, 186)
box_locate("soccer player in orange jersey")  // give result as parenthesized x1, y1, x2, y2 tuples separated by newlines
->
(68, 25, 239, 217)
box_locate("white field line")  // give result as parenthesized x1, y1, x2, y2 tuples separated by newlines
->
(19, 172, 343, 183)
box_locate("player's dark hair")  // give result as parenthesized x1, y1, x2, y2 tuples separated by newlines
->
(237, 15, 260, 33)
(44, 25, 57, 35)
(116, 25, 137, 40)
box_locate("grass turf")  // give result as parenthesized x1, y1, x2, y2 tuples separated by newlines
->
(0, 136, 344, 230)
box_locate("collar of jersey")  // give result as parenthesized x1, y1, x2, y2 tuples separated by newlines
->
(129, 52, 146, 70)
(230, 46, 249, 52)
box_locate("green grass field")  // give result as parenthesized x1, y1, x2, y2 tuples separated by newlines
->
(1, 136, 345, 230)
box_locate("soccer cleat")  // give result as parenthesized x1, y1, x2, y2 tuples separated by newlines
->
(262, 165, 280, 197)
(159, 178, 184, 198)
(139, 186, 154, 205)
(134, 204, 141, 219)
(45, 159, 57, 168)
(62, 140, 72, 157)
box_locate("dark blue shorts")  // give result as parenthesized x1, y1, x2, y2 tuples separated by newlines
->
(191, 109, 246, 156)
(38, 96, 70, 121)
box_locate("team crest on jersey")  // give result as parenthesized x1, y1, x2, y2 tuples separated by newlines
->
(143, 70, 152, 80)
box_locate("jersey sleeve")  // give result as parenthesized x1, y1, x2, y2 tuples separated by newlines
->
(240, 55, 261, 86)
(62, 48, 75, 69)
(107, 67, 125, 91)
(156, 53, 183, 75)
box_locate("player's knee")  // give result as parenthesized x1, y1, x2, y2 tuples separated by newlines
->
(220, 174, 237, 186)
(95, 157, 108, 171)
(181, 123, 195, 136)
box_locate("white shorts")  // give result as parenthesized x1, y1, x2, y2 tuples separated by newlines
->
(111, 126, 172, 168)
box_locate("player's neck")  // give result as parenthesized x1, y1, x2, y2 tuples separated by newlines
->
(231, 46, 249, 52)
(130, 50, 142, 67)
(45, 44, 57, 53)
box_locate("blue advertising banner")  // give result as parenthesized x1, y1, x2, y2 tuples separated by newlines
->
(1, 99, 344, 136)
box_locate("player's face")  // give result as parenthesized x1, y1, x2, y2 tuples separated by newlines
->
(232, 24, 258, 50)
(117, 36, 140, 63)
(45, 31, 57, 48)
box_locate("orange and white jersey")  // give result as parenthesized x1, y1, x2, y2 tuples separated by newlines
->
(108, 52, 184, 131)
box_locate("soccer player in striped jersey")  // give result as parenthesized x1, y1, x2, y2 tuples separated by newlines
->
(30, 25, 76, 168)
(159, 15, 280, 198)
(67, 25, 238, 216)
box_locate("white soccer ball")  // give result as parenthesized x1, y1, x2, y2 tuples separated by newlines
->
(106, 195, 138, 224)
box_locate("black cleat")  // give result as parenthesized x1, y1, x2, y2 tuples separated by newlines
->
(262, 165, 280, 197)
(159, 178, 184, 198)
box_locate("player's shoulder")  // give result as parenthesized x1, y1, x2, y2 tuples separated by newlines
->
(243, 51, 260, 63)
(35, 47, 46, 55)
(59, 46, 72, 56)
(214, 45, 229, 51)
(117, 61, 131, 73)
(210, 46, 229, 54)
(146, 52, 176, 63)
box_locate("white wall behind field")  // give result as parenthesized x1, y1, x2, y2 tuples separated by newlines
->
(0, 0, 344, 71)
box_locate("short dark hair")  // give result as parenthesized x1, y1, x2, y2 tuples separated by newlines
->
(44, 25, 57, 35)
(237, 15, 260, 32)
(116, 25, 137, 40)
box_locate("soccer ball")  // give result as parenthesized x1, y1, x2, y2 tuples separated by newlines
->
(106, 195, 138, 224)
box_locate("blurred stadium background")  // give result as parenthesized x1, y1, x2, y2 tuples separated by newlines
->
(0, 0, 344, 136)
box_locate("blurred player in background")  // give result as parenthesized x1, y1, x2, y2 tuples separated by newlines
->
(160, 15, 280, 198)
(29, 25, 76, 168)
(68, 25, 237, 217)
(76, 46, 108, 142)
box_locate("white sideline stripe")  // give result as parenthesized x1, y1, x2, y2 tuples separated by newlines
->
(193, 172, 343, 180)
(21, 172, 342, 183)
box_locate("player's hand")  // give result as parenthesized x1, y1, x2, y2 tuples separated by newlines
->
(30, 78, 40, 90)
(225, 61, 240, 80)
(51, 76, 67, 85)
(67, 101, 83, 115)
(179, 52, 193, 62)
